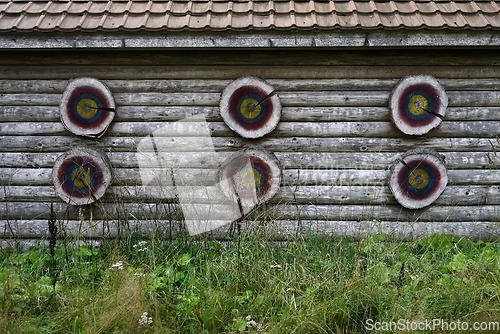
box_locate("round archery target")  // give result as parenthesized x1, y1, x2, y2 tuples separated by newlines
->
(220, 76, 281, 139)
(218, 147, 281, 206)
(53, 146, 112, 205)
(60, 77, 115, 138)
(390, 75, 447, 135)
(388, 149, 448, 209)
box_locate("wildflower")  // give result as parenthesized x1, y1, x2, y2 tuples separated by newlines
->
(245, 315, 263, 331)
(270, 263, 282, 270)
(133, 241, 148, 252)
(139, 312, 153, 325)
(111, 261, 124, 270)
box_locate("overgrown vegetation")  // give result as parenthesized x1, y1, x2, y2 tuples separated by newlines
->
(0, 234, 499, 333)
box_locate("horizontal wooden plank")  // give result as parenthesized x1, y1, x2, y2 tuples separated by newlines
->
(1, 91, 500, 108)
(1, 202, 500, 222)
(2, 121, 499, 138)
(2, 219, 499, 241)
(269, 204, 500, 222)
(1, 65, 500, 80)
(2, 136, 500, 154)
(254, 220, 500, 241)
(3, 78, 500, 94)
(3, 105, 500, 123)
(1, 151, 499, 169)
(1, 185, 499, 206)
(4, 50, 500, 67)
(2, 168, 500, 188)
(0, 219, 183, 239)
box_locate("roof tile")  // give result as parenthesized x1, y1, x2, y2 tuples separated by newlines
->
(87, 2, 109, 15)
(355, 1, 378, 15)
(0, 0, 498, 33)
(190, 2, 211, 15)
(148, 2, 169, 14)
(374, 1, 399, 14)
(101, 13, 124, 31)
(484, 12, 500, 27)
(461, 12, 490, 29)
(420, 13, 447, 29)
(66, 2, 93, 15)
(1, 13, 21, 30)
(454, 1, 482, 14)
(415, 2, 440, 14)
(274, 2, 293, 15)
(232, 2, 251, 14)
(440, 12, 469, 29)
(313, 1, 335, 15)
(357, 12, 382, 30)
(2, 2, 28, 14)
(435, 2, 460, 14)
(107, 2, 129, 14)
(24, 2, 49, 14)
(293, 1, 315, 15)
(81, 13, 104, 31)
(378, 12, 404, 29)
(316, 12, 338, 29)
(333, 1, 357, 15)
(475, 1, 500, 14)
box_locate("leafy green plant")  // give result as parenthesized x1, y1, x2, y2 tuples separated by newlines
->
(0, 234, 499, 333)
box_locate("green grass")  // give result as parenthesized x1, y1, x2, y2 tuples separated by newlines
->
(0, 234, 499, 333)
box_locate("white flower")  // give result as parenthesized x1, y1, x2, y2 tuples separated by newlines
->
(111, 261, 123, 270)
(269, 263, 282, 270)
(139, 312, 153, 325)
(133, 241, 148, 252)
(245, 315, 263, 331)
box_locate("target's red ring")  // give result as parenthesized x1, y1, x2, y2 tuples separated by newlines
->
(60, 77, 115, 138)
(53, 146, 112, 205)
(390, 75, 447, 136)
(388, 149, 448, 209)
(220, 76, 281, 139)
(218, 146, 281, 207)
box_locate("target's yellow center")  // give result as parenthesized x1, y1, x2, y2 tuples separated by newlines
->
(239, 167, 260, 188)
(76, 99, 98, 119)
(240, 98, 262, 119)
(408, 168, 429, 190)
(408, 95, 428, 116)
(71, 166, 92, 189)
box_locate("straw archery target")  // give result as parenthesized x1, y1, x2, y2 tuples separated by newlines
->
(53, 147, 112, 205)
(220, 76, 281, 139)
(218, 147, 281, 205)
(389, 149, 447, 209)
(390, 75, 447, 135)
(60, 77, 115, 138)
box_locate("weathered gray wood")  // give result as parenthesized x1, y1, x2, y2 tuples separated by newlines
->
(2, 168, 500, 187)
(2, 121, 499, 138)
(247, 220, 500, 241)
(2, 201, 500, 222)
(3, 135, 500, 153)
(3, 79, 500, 94)
(4, 48, 500, 67)
(2, 151, 499, 169)
(2, 185, 500, 206)
(2, 65, 500, 80)
(267, 204, 500, 222)
(285, 169, 500, 187)
(4, 105, 500, 123)
(2, 219, 499, 241)
(2, 91, 500, 108)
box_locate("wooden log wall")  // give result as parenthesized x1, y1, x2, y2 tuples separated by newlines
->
(1, 49, 500, 241)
